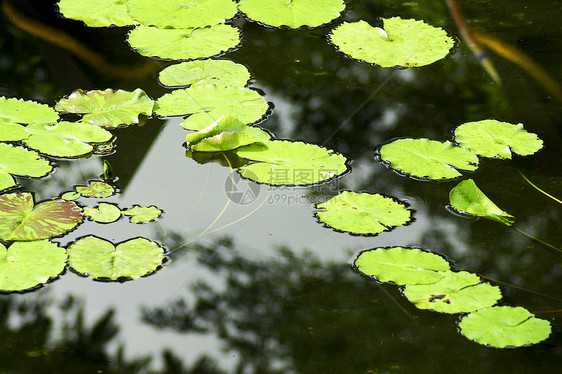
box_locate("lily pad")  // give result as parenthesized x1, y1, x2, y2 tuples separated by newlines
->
(122, 206, 162, 223)
(329, 18, 456, 67)
(127, 0, 237, 29)
(315, 191, 413, 235)
(57, 0, 137, 27)
(75, 181, 115, 198)
(155, 86, 269, 130)
(354, 247, 450, 285)
(458, 306, 552, 348)
(158, 60, 251, 88)
(0, 96, 59, 126)
(127, 24, 240, 60)
(238, 0, 345, 29)
(84, 203, 122, 223)
(378, 138, 479, 180)
(67, 236, 165, 280)
(402, 271, 502, 314)
(55, 89, 154, 128)
(0, 240, 67, 292)
(0, 143, 53, 192)
(236, 140, 349, 185)
(185, 115, 271, 152)
(449, 179, 515, 226)
(454, 119, 543, 159)
(0, 192, 83, 241)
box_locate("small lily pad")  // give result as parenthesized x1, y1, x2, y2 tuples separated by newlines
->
(75, 181, 115, 198)
(238, 0, 345, 29)
(0, 96, 59, 126)
(354, 247, 450, 285)
(402, 271, 502, 314)
(57, 0, 137, 27)
(235, 140, 349, 185)
(0, 143, 53, 192)
(0, 240, 67, 292)
(0, 192, 83, 241)
(121, 206, 162, 223)
(458, 306, 552, 348)
(329, 18, 456, 67)
(158, 60, 251, 88)
(84, 203, 122, 223)
(378, 138, 479, 180)
(127, 24, 240, 60)
(454, 120, 543, 159)
(67, 236, 165, 280)
(315, 191, 413, 235)
(449, 179, 515, 226)
(55, 88, 154, 128)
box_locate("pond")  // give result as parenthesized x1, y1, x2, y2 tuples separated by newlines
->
(1, 0, 561, 372)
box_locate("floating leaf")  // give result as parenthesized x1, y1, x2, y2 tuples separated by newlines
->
(67, 236, 165, 280)
(236, 140, 349, 185)
(0, 96, 58, 127)
(315, 191, 413, 235)
(0, 240, 67, 292)
(0, 144, 53, 192)
(402, 271, 502, 314)
(158, 60, 251, 88)
(75, 181, 115, 198)
(84, 203, 122, 223)
(238, 0, 345, 28)
(378, 138, 479, 180)
(61, 191, 82, 201)
(454, 119, 543, 159)
(55, 89, 154, 128)
(329, 18, 455, 67)
(155, 86, 269, 130)
(127, 24, 240, 60)
(354, 247, 450, 285)
(449, 179, 515, 226)
(186, 115, 270, 152)
(121, 206, 162, 223)
(0, 192, 83, 241)
(57, 0, 137, 27)
(458, 306, 552, 348)
(127, 0, 237, 29)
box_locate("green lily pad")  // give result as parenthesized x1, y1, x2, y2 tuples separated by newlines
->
(0, 144, 53, 192)
(315, 191, 413, 235)
(378, 138, 479, 180)
(238, 0, 345, 29)
(0, 96, 58, 127)
(121, 206, 162, 223)
(75, 181, 115, 198)
(0, 240, 67, 292)
(185, 115, 271, 152)
(61, 191, 82, 201)
(57, 0, 137, 27)
(458, 306, 552, 348)
(354, 247, 450, 285)
(0, 192, 83, 241)
(67, 236, 165, 280)
(84, 203, 122, 223)
(236, 140, 349, 185)
(127, 24, 240, 60)
(158, 60, 251, 88)
(454, 119, 543, 159)
(329, 18, 456, 67)
(402, 271, 502, 314)
(55, 89, 154, 128)
(127, 0, 237, 29)
(449, 179, 515, 226)
(155, 86, 269, 130)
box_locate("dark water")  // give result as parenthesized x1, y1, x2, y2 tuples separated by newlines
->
(1, 0, 561, 373)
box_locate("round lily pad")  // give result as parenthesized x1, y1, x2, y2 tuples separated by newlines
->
(84, 203, 122, 223)
(0, 96, 59, 126)
(354, 247, 450, 285)
(0, 240, 67, 292)
(57, 0, 137, 27)
(329, 18, 456, 67)
(315, 191, 413, 235)
(454, 119, 543, 159)
(67, 236, 165, 281)
(458, 306, 552, 348)
(158, 60, 251, 88)
(121, 206, 162, 223)
(75, 181, 115, 198)
(0, 143, 53, 192)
